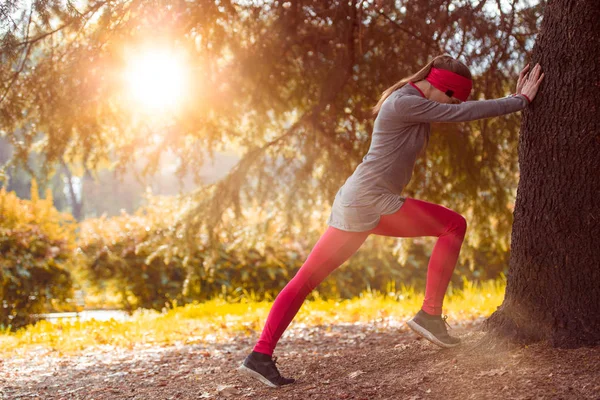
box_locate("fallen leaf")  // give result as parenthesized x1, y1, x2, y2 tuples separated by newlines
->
(348, 370, 365, 379)
(216, 384, 239, 397)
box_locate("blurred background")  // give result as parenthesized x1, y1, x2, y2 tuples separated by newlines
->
(0, 0, 545, 330)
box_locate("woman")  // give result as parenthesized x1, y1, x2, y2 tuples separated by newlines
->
(238, 54, 545, 388)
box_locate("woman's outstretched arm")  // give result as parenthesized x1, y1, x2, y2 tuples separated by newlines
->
(393, 63, 544, 124)
(393, 94, 529, 124)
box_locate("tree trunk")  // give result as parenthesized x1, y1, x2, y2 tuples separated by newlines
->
(482, 0, 600, 348)
(62, 161, 83, 221)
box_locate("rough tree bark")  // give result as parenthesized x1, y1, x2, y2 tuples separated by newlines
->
(482, 0, 600, 348)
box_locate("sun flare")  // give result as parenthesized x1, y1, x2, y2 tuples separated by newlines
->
(123, 48, 189, 112)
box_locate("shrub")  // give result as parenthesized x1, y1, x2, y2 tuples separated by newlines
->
(0, 181, 76, 331)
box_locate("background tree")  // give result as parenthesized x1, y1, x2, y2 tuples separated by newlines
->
(483, 0, 600, 348)
(2, 0, 544, 285)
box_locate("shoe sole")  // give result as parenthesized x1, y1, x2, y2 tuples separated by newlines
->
(406, 319, 461, 349)
(237, 364, 280, 388)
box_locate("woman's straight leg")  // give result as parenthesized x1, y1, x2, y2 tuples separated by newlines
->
(368, 197, 467, 315)
(253, 226, 370, 356)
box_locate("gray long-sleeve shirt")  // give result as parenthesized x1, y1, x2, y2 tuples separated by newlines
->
(326, 82, 529, 232)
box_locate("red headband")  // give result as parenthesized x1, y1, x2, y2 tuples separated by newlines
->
(425, 67, 472, 102)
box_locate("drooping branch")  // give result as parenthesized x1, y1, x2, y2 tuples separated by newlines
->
(181, 1, 361, 249)
(0, 7, 33, 105)
(373, 7, 442, 54)
(12, 0, 109, 48)
(0, 0, 109, 105)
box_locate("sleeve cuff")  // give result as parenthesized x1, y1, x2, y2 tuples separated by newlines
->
(511, 93, 531, 104)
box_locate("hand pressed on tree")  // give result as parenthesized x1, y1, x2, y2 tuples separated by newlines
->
(516, 63, 545, 103)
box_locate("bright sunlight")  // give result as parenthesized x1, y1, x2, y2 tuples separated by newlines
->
(122, 47, 189, 112)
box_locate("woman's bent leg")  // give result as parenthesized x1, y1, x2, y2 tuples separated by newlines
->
(368, 198, 467, 315)
(253, 226, 369, 356)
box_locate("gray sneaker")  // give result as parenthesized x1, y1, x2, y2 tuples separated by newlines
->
(406, 310, 461, 348)
(238, 353, 296, 388)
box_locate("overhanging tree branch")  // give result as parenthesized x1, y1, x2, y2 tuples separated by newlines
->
(181, 1, 361, 249)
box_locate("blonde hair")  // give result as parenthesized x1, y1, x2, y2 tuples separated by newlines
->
(371, 54, 472, 116)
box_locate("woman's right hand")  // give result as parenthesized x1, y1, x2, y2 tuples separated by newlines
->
(517, 62, 545, 103)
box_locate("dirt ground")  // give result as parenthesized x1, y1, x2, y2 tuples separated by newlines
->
(1, 317, 599, 400)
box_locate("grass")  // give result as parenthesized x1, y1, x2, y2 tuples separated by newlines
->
(0, 277, 506, 358)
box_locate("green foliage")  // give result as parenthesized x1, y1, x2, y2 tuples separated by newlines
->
(76, 193, 483, 312)
(75, 195, 187, 312)
(0, 181, 512, 328)
(0, 181, 76, 331)
(1, 1, 547, 324)
(76, 193, 310, 310)
(1, 0, 545, 281)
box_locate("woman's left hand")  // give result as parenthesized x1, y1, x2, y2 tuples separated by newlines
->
(516, 63, 530, 94)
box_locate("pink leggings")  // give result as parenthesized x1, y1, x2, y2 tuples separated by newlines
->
(253, 197, 467, 356)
